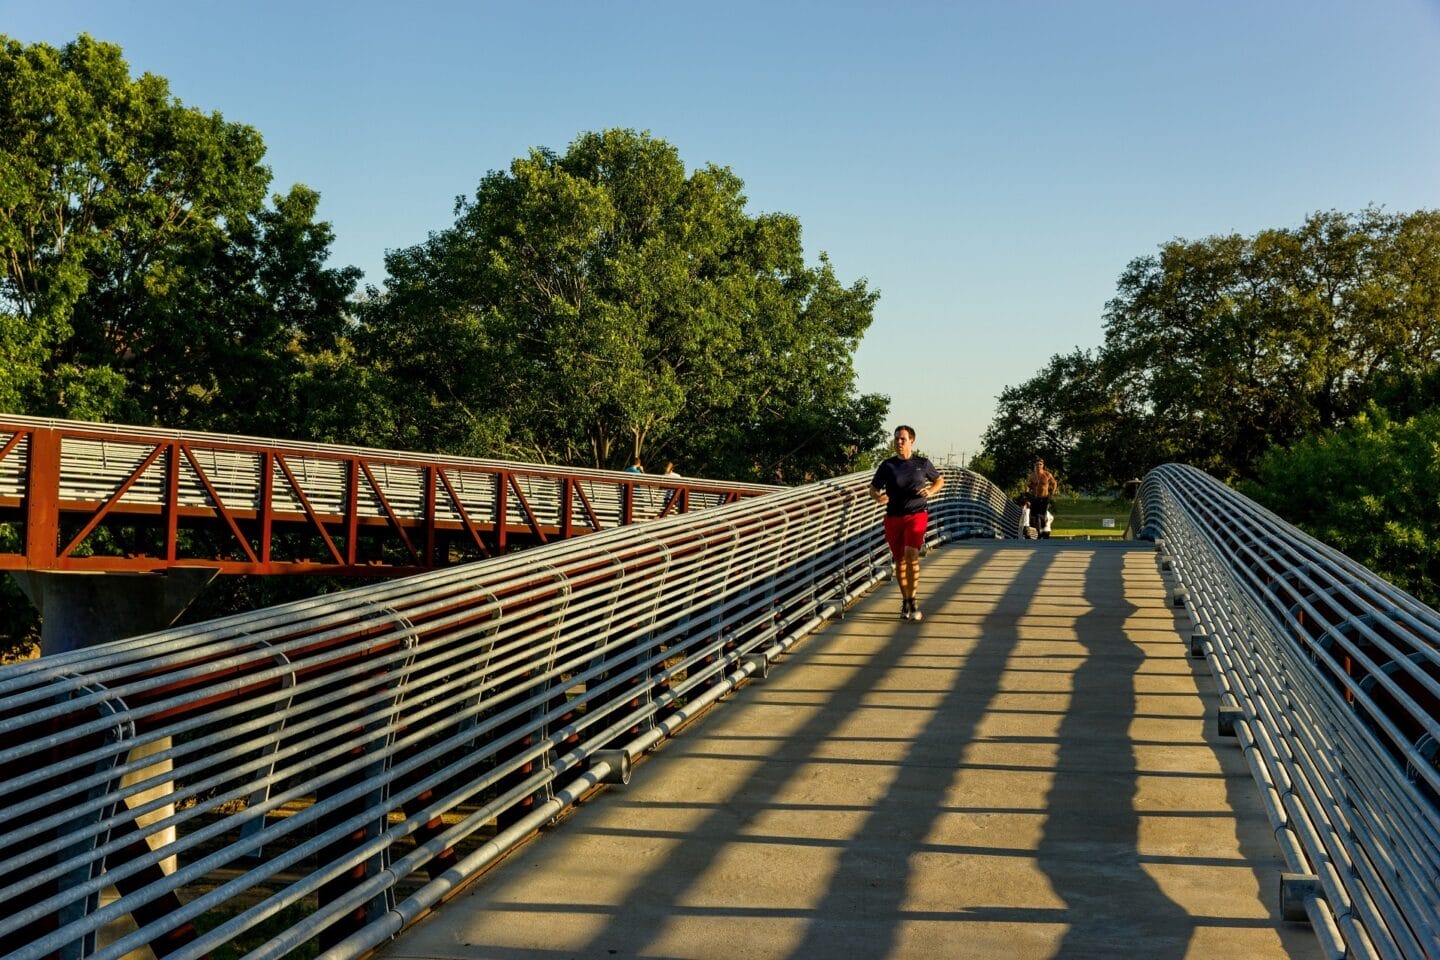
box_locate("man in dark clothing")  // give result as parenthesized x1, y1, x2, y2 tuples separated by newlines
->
(870, 425, 945, 621)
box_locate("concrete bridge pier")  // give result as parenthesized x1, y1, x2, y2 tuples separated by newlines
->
(11, 567, 220, 875)
(11, 567, 220, 657)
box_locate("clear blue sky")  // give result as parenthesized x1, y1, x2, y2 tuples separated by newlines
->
(6, 1, 1440, 466)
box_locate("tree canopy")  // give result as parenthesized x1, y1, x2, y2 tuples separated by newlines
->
(1, 33, 365, 660)
(0, 38, 888, 659)
(979, 207, 1440, 606)
(1243, 406, 1440, 609)
(0, 33, 360, 435)
(980, 208, 1440, 492)
(353, 128, 887, 479)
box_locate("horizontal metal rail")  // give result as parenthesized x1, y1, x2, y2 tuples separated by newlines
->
(0, 415, 776, 575)
(1130, 464, 1440, 960)
(0, 465, 1008, 960)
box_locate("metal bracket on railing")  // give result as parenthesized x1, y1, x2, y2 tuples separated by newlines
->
(65, 679, 136, 960)
(1280, 872, 1321, 922)
(1217, 703, 1243, 738)
(1189, 630, 1207, 659)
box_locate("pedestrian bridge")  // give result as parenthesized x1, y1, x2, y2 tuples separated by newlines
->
(1, 453, 1437, 959)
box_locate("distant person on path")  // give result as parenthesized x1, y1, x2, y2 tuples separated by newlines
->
(1016, 492, 1034, 538)
(1028, 457, 1057, 540)
(870, 425, 944, 621)
(622, 457, 644, 520)
(660, 461, 681, 513)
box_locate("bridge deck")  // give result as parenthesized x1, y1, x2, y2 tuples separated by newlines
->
(374, 541, 1320, 960)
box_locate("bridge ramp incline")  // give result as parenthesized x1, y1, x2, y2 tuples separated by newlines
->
(375, 541, 1320, 960)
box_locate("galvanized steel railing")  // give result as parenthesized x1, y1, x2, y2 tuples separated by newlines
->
(1130, 464, 1440, 960)
(0, 465, 1008, 960)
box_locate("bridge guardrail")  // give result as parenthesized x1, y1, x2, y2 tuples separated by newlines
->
(0, 415, 776, 574)
(1131, 463, 1440, 960)
(0, 465, 1007, 960)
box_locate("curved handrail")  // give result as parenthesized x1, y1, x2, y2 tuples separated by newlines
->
(1130, 463, 1440, 960)
(0, 465, 1009, 960)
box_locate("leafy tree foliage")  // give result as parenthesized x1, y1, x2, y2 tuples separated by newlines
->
(0, 45, 884, 659)
(1243, 407, 1440, 609)
(354, 129, 887, 477)
(981, 206, 1440, 604)
(982, 208, 1440, 487)
(979, 349, 1151, 492)
(0, 34, 361, 659)
(0, 33, 360, 434)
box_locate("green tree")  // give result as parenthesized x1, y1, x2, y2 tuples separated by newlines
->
(0, 34, 363, 660)
(985, 208, 1440, 489)
(979, 348, 1150, 492)
(357, 128, 886, 476)
(1101, 209, 1440, 480)
(0, 33, 359, 432)
(1244, 406, 1440, 608)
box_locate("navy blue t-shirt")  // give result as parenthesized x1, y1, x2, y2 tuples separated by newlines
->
(872, 455, 940, 516)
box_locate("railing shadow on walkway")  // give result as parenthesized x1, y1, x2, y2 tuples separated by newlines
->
(386, 542, 1319, 960)
(1037, 544, 1191, 956)
(13, 460, 1431, 959)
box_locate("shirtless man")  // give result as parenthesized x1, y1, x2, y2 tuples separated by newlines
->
(1028, 457, 1057, 540)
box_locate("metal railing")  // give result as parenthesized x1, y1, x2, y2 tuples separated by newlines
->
(1130, 464, 1440, 960)
(0, 415, 776, 575)
(0, 466, 1009, 960)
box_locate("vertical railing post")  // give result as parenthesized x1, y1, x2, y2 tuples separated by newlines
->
(163, 442, 179, 562)
(344, 458, 360, 566)
(495, 471, 510, 552)
(24, 427, 61, 569)
(560, 478, 574, 540)
(423, 465, 438, 567)
(259, 450, 275, 569)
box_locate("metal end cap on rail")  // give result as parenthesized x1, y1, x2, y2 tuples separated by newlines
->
(591, 749, 633, 785)
(1279, 872, 1321, 923)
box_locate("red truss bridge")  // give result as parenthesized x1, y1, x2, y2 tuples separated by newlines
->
(0, 414, 776, 577)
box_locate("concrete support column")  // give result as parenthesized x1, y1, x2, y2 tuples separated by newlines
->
(11, 567, 220, 875)
(11, 567, 220, 656)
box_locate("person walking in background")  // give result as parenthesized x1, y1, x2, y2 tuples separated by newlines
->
(622, 457, 644, 520)
(870, 425, 944, 621)
(1028, 457, 1057, 540)
(660, 461, 681, 513)
(1016, 493, 1034, 538)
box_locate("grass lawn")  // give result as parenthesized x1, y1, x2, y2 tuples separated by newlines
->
(1044, 494, 1134, 540)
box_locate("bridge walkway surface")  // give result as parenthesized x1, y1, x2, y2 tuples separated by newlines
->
(373, 540, 1322, 960)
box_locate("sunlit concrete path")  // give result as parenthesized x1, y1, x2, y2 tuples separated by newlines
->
(373, 541, 1321, 960)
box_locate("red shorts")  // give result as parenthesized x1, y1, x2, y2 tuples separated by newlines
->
(883, 512, 928, 560)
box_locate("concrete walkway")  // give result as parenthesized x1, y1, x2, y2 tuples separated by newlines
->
(373, 541, 1321, 960)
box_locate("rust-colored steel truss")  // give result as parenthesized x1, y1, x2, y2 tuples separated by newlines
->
(0, 418, 767, 576)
